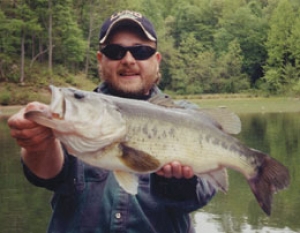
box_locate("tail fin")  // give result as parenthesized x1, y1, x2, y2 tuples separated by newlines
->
(248, 155, 290, 216)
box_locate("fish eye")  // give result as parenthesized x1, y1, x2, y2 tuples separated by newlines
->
(74, 91, 85, 99)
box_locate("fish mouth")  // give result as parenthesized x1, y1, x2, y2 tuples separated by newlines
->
(49, 85, 66, 119)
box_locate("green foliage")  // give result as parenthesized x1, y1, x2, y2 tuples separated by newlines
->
(1, 0, 300, 97)
(0, 91, 11, 105)
(263, 0, 300, 94)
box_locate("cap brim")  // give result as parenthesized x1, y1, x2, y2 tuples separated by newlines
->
(99, 18, 156, 44)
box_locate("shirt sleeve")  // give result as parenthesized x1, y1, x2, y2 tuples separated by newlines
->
(22, 148, 77, 194)
(150, 174, 216, 212)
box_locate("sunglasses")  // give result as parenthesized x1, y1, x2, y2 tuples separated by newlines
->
(100, 44, 156, 60)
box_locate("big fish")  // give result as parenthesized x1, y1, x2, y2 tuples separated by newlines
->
(24, 85, 290, 216)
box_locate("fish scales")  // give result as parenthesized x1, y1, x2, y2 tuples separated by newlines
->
(24, 85, 290, 216)
(122, 108, 257, 177)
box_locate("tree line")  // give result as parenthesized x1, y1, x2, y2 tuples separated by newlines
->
(1, 0, 300, 95)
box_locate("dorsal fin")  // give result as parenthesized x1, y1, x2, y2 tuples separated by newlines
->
(149, 95, 241, 134)
(148, 94, 182, 108)
(198, 108, 241, 135)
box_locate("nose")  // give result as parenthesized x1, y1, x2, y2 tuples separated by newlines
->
(120, 51, 136, 64)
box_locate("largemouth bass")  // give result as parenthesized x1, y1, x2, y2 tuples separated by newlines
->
(24, 85, 290, 216)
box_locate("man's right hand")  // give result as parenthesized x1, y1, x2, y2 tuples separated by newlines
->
(8, 102, 55, 152)
(7, 102, 64, 179)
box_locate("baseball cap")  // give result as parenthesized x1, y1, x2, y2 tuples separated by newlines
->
(99, 10, 157, 44)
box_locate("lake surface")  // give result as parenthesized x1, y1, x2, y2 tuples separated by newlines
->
(0, 112, 299, 233)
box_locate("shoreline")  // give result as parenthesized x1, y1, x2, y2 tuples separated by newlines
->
(1, 96, 300, 118)
(0, 105, 23, 118)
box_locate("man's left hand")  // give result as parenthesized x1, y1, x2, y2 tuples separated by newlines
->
(156, 161, 194, 179)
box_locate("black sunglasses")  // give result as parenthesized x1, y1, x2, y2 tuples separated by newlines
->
(100, 44, 156, 60)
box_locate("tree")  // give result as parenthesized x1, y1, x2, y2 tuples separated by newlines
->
(264, 0, 296, 93)
(286, 9, 300, 93)
(49, 0, 86, 72)
(0, 9, 13, 81)
(215, 39, 249, 93)
(13, 1, 42, 83)
(48, 0, 53, 76)
(168, 33, 214, 94)
(172, 1, 219, 49)
(215, 1, 268, 86)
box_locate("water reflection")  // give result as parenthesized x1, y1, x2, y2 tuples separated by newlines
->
(0, 116, 52, 233)
(193, 112, 300, 233)
(194, 212, 297, 233)
(0, 112, 299, 233)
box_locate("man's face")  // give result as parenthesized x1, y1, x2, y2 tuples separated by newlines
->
(97, 29, 161, 98)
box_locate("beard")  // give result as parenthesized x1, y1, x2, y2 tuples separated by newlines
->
(99, 65, 158, 99)
(104, 81, 152, 99)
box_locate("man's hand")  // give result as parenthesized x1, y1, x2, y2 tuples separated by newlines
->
(7, 102, 55, 152)
(156, 161, 194, 179)
(7, 102, 64, 179)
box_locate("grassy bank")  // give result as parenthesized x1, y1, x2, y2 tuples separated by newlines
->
(189, 96, 300, 114)
(0, 73, 97, 106)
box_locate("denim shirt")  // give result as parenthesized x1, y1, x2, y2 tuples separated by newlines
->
(23, 83, 216, 233)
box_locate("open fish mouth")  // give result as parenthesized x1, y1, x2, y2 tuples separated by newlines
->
(49, 86, 88, 120)
(49, 85, 66, 119)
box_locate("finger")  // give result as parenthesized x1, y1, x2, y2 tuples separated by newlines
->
(171, 161, 182, 179)
(12, 126, 54, 151)
(8, 102, 50, 130)
(12, 125, 51, 140)
(25, 101, 47, 112)
(182, 166, 194, 179)
(155, 170, 165, 176)
(17, 133, 54, 150)
(162, 164, 173, 178)
(8, 109, 37, 130)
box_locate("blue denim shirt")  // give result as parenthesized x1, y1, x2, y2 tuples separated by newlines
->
(23, 84, 216, 233)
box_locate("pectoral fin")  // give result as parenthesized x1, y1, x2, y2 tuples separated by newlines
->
(119, 143, 161, 172)
(113, 171, 138, 195)
(198, 168, 228, 193)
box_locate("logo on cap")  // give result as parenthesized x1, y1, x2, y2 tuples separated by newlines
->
(110, 10, 142, 21)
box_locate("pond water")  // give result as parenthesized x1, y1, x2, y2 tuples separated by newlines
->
(0, 112, 299, 233)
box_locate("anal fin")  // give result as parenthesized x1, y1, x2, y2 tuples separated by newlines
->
(113, 171, 138, 195)
(198, 168, 228, 193)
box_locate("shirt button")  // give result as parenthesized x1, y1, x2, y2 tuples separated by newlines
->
(115, 213, 121, 219)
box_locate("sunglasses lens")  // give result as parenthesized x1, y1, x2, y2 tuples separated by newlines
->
(101, 45, 156, 60)
(131, 46, 156, 60)
(101, 44, 126, 60)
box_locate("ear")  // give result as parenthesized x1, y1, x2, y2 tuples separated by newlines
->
(97, 51, 103, 63)
(155, 52, 162, 64)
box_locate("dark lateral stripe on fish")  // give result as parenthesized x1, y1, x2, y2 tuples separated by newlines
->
(119, 143, 161, 172)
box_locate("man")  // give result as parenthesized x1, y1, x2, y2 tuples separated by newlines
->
(8, 10, 215, 233)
